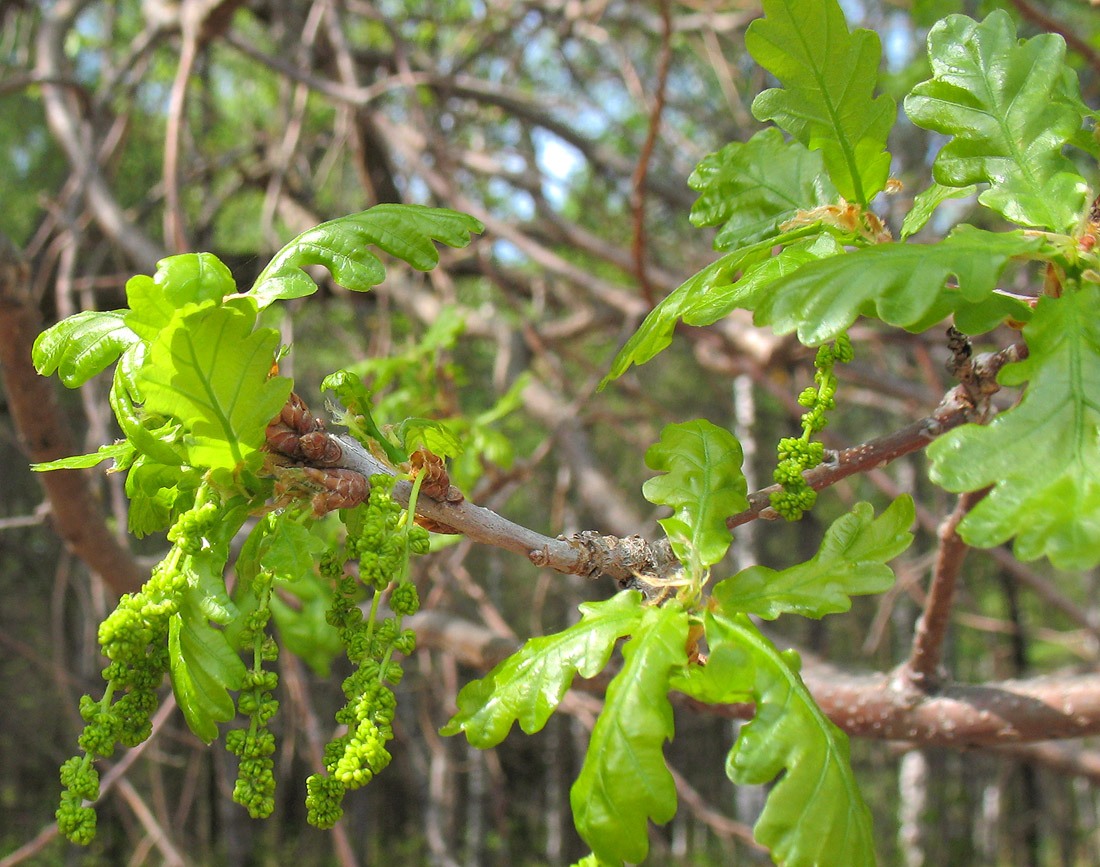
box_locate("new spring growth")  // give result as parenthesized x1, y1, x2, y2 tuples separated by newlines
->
(770, 334, 853, 521)
(306, 474, 427, 829)
(227, 569, 280, 819)
(57, 504, 203, 844)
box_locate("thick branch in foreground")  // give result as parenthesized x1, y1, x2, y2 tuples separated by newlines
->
(0, 235, 144, 596)
(410, 608, 1100, 748)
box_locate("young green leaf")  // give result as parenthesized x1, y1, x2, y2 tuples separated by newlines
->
(247, 512, 327, 583)
(899, 182, 977, 240)
(746, 0, 895, 205)
(599, 225, 825, 388)
(905, 11, 1089, 232)
(31, 441, 133, 472)
(32, 310, 138, 388)
(168, 593, 247, 743)
(397, 418, 464, 458)
(322, 369, 407, 466)
(125, 253, 237, 342)
(689, 128, 837, 250)
(110, 346, 187, 468)
(929, 286, 1100, 570)
(441, 590, 645, 747)
(752, 225, 1041, 345)
(642, 419, 748, 570)
(249, 204, 483, 308)
(137, 301, 292, 471)
(669, 611, 754, 705)
(570, 602, 688, 866)
(713, 496, 913, 619)
(719, 612, 876, 867)
(677, 235, 843, 330)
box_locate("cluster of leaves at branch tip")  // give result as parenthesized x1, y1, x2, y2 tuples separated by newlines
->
(35, 205, 478, 844)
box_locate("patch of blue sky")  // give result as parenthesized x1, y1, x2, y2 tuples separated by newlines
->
(533, 129, 583, 209)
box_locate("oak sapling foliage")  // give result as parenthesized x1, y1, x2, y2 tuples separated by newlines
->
(32, 1, 1100, 865)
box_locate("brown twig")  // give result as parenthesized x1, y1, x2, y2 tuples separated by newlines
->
(902, 488, 990, 690)
(1008, 0, 1100, 78)
(0, 234, 144, 596)
(629, 0, 673, 305)
(727, 341, 1026, 529)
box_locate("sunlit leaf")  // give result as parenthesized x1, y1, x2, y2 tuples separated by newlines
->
(137, 301, 292, 470)
(642, 420, 748, 570)
(714, 496, 913, 619)
(125, 254, 237, 342)
(746, 0, 895, 204)
(32, 310, 138, 388)
(570, 603, 687, 866)
(441, 591, 645, 747)
(250, 204, 483, 307)
(905, 11, 1089, 232)
(168, 591, 247, 744)
(599, 226, 825, 388)
(752, 225, 1040, 345)
(719, 613, 876, 867)
(689, 128, 837, 250)
(929, 286, 1100, 570)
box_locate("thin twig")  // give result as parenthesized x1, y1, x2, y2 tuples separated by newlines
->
(1008, 0, 1100, 78)
(629, 0, 673, 305)
(727, 341, 1026, 529)
(902, 488, 990, 689)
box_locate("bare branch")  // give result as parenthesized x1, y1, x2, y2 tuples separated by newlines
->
(412, 606, 1100, 748)
(0, 234, 144, 596)
(902, 488, 990, 689)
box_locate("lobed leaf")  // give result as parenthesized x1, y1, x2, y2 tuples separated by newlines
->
(689, 128, 837, 250)
(642, 420, 748, 570)
(137, 300, 292, 471)
(746, 0, 895, 204)
(718, 612, 876, 867)
(713, 496, 913, 619)
(32, 310, 138, 388)
(570, 603, 688, 866)
(751, 225, 1040, 345)
(599, 225, 827, 387)
(441, 590, 645, 747)
(125, 254, 237, 342)
(249, 204, 483, 308)
(904, 11, 1090, 232)
(929, 286, 1100, 570)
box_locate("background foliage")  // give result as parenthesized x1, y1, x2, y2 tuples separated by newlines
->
(4, 1, 1100, 865)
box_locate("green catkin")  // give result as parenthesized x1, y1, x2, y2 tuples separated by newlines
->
(56, 531, 191, 843)
(306, 473, 427, 828)
(227, 569, 279, 819)
(770, 334, 852, 521)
